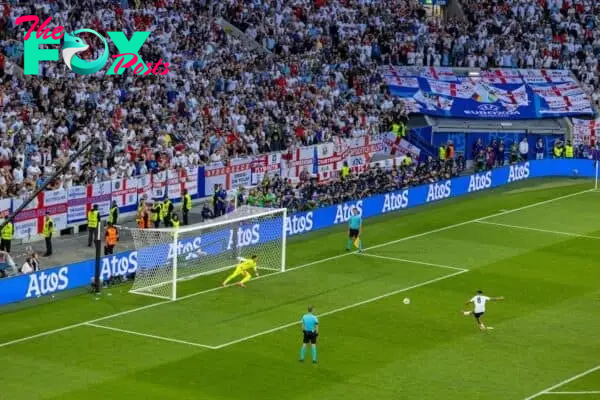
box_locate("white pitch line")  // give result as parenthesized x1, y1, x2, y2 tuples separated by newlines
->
(213, 269, 468, 349)
(544, 392, 600, 395)
(85, 323, 218, 350)
(524, 365, 600, 399)
(476, 221, 600, 240)
(364, 189, 594, 253)
(0, 188, 592, 349)
(358, 253, 467, 272)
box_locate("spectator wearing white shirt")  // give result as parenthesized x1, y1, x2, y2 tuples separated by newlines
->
(519, 137, 529, 161)
(21, 258, 34, 274)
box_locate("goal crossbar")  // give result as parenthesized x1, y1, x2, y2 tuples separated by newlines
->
(132, 207, 286, 234)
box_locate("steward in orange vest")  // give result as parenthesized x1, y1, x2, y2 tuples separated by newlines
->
(104, 223, 119, 255)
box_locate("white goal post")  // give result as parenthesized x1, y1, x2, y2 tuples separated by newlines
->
(127, 206, 287, 300)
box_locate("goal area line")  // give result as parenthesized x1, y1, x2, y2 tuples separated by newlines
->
(85, 256, 468, 350)
(0, 188, 591, 350)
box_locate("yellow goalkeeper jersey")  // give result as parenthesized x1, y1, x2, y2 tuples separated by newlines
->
(237, 259, 257, 272)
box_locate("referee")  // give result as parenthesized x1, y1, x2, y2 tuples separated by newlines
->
(299, 305, 318, 364)
(346, 207, 363, 252)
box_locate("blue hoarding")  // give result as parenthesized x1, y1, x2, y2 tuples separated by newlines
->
(0, 159, 596, 306)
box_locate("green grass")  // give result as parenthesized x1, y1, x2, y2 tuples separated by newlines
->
(2, 178, 600, 400)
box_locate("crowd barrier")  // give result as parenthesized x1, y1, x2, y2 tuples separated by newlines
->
(0, 159, 596, 306)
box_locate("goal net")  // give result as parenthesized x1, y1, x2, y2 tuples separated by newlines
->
(128, 206, 287, 300)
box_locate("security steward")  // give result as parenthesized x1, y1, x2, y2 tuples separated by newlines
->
(565, 140, 574, 159)
(0, 215, 14, 253)
(104, 222, 119, 255)
(87, 204, 100, 247)
(107, 200, 119, 225)
(182, 189, 192, 226)
(151, 201, 162, 228)
(43, 211, 55, 257)
(162, 196, 173, 227)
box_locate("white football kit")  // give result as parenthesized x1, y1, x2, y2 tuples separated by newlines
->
(471, 295, 491, 314)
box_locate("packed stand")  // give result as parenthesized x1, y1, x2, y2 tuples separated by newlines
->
(0, 0, 420, 200)
(456, 0, 600, 106)
(234, 153, 458, 213)
(0, 0, 597, 202)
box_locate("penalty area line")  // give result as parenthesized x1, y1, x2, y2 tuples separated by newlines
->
(212, 269, 468, 350)
(85, 323, 218, 349)
(358, 253, 468, 272)
(476, 221, 600, 240)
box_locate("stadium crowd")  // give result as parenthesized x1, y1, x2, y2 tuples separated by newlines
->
(0, 0, 598, 203)
(232, 153, 461, 213)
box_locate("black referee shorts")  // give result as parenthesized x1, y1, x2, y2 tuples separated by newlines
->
(348, 229, 359, 239)
(303, 330, 318, 344)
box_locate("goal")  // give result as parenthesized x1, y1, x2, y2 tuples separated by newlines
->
(128, 206, 287, 300)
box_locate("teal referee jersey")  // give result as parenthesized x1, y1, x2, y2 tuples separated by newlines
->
(302, 313, 318, 332)
(348, 215, 361, 230)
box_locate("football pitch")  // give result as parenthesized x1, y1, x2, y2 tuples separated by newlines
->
(1, 178, 600, 400)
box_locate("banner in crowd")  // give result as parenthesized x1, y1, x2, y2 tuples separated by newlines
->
(317, 136, 388, 181)
(572, 118, 599, 146)
(379, 133, 422, 158)
(202, 135, 415, 189)
(281, 146, 316, 179)
(205, 158, 253, 196)
(385, 67, 594, 119)
(251, 152, 282, 185)
(1, 159, 597, 306)
(13, 190, 68, 239)
(7, 167, 206, 237)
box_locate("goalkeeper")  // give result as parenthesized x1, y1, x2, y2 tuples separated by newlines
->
(222, 255, 259, 288)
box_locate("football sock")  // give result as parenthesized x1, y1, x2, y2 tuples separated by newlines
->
(311, 346, 317, 361)
(346, 239, 353, 250)
(300, 345, 306, 360)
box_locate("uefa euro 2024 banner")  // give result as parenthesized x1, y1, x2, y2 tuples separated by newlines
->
(0, 159, 596, 306)
(385, 67, 595, 119)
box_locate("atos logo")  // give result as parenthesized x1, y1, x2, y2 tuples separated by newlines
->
(478, 104, 500, 112)
(285, 213, 314, 236)
(468, 171, 492, 192)
(26, 267, 69, 298)
(426, 181, 452, 202)
(381, 191, 409, 213)
(101, 252, 138, 279)
(227, 225, 261, 249)
(334, 201, 363, 224)
(168, 237, 204, 260)
(508, 162, 530, 183)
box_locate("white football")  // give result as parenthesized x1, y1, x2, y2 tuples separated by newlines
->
(403, 298, 410, 305)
